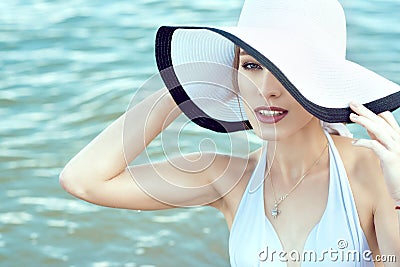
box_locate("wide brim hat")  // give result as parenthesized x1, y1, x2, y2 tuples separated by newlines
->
(155, 0, 400, 133)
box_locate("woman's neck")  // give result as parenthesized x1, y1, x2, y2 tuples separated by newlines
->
(266, 119, 329, 183)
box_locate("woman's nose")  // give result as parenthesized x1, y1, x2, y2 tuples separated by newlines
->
(259, 71, 283, 99)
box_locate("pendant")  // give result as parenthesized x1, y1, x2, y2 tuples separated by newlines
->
(271, 203, 281, 219)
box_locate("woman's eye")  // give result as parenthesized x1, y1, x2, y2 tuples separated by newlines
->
(241, 62, 263, 70)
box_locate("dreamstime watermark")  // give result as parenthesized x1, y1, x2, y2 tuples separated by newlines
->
(258, 239, 397, 263)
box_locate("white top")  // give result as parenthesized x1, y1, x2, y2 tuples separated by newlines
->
(229, 132, 373, 266)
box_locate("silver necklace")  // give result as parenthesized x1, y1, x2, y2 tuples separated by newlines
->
(268, 142, 328, 219)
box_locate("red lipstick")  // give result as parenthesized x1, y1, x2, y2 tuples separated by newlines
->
(254, 106, 288, 124)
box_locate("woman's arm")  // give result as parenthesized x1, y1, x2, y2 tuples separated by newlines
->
(59, 88, 225, 210)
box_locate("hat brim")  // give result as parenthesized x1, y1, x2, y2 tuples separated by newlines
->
(155, 26, 400, 133)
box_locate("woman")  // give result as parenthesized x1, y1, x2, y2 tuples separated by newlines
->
(60, 0, 400, 266)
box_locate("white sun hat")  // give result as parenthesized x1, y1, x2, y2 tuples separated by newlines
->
(155, 0, 400, 133)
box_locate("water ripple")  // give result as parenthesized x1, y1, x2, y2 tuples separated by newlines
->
(18, 197, 100, 214)
(0, 212, 33, 225)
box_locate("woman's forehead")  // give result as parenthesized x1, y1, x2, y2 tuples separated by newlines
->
(239, 48, 249, 56)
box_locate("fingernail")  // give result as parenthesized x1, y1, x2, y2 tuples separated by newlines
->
(351, 139, 359, 145)
(350, 113, 358, 120)
(350, 102, 360, 108)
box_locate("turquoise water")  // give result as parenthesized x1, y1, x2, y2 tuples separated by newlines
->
(1, 1, 399, 266)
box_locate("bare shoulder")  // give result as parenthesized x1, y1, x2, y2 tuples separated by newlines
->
(331, 134, 390, 251)
(208, 147, 262, 226)
(330, 134, 384, 205)
(331, 134, 381, 180)
(209, 148, 261, 189)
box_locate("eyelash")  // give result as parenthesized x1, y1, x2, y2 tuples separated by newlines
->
(241, 62, 263, 71)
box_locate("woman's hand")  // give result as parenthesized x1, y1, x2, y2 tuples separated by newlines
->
(349, 102, 400, 202)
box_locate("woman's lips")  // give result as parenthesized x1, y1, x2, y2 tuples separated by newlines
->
(254, 106, 288, 124)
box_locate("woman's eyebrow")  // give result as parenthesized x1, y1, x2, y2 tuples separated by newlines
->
(239, 49, 249, 56)
(239, 50, 260, 63)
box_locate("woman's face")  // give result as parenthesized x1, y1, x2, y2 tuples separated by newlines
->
(237, 49, 317, 141)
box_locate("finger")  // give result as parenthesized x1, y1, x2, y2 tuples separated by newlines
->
(349, 113, 395, 148)
(366, 129, 377, 140)
(349, 102, 398, 144)
(350, 102, 383, 123)
(379, 111, 400, 134)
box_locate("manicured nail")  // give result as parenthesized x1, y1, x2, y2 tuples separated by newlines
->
(350, 113, 358, 120)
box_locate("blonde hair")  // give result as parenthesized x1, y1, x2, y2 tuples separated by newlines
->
(232, 45, 241, 93)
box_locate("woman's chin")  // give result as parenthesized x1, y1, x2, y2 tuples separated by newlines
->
(253, 127, 289, 141)
(251, 116, 318, 141)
